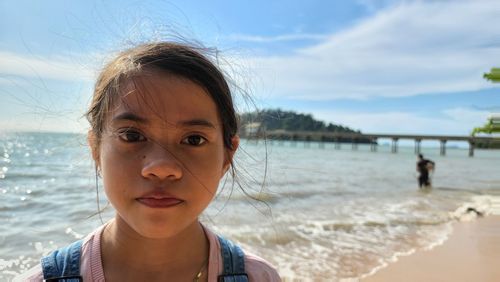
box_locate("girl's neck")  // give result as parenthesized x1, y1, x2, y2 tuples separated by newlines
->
(101, 216, 209, 279)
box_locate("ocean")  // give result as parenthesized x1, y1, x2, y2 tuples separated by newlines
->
(1, 132, 499, 281)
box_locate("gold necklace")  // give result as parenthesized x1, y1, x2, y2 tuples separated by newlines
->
(193, 258, 208, 282)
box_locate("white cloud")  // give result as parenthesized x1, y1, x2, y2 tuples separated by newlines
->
(241, 0, 500, 100)
(0, 51, 97, 82)
(441, 107, 492, 123)
(310, 107, 490, 135)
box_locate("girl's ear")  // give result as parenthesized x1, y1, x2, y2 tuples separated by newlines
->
(222, 135, 240, 175)
(87, 130, 100, 167)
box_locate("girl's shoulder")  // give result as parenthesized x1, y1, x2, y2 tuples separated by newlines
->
(13, 224, 106, 282)
(203, 225, 281, 281)
(244, 251, 281, 281)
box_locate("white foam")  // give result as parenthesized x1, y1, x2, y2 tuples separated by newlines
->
(34, 242, 43, 252)
(340, 277, 361, 282)
(449, 195, 500, 221)
(488, 195, 500, 215)
(422, 222, 453, 251)
(65, 227, 84, 239)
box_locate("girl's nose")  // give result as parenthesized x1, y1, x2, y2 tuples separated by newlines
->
(141, 144, 183, 181)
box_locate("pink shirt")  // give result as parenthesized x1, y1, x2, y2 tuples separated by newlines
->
(15, 224, 280, 281)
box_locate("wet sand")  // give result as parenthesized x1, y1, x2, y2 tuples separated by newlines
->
(363, 215, 500, 282)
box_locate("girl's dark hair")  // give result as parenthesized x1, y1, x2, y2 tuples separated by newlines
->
(86, 42, 238, 151)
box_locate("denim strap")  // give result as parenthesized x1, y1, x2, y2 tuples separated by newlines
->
(217, 235, 249, 282)
(41, 240, 83, 282)
(41, 236, 248, 282)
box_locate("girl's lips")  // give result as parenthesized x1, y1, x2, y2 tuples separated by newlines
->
(136, 197, 184, 208)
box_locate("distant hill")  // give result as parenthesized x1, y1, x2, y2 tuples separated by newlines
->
(239, 108, 360, 134)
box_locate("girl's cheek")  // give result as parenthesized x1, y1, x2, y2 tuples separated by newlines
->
(105, 137, 147, 157)
(100, 143, 141, 173)
(186, 149, 226, 176)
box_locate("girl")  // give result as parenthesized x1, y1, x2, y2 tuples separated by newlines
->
(17, 42, 280, 281)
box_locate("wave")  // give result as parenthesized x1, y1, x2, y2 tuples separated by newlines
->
(2, 173, 48, 180)
(433, 186, 484, 194)
(214, 189, 355, 203)
(449, 195, 500, 220)
(293, 217, 451, 236)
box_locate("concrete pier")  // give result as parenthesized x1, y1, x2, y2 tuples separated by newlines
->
(253, 130, 499, 157)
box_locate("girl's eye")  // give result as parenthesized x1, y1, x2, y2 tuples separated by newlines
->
(117, 130, 146, 142)
(182, 135, 207, 146)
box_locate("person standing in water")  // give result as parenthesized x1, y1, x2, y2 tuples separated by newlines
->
(416, 154, 435, 188)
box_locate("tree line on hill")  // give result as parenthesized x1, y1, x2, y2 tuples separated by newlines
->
(239, 109, 372, 143)
(239, 108, 360, 134)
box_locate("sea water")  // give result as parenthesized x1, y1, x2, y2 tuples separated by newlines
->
(1, 132, 499, 281)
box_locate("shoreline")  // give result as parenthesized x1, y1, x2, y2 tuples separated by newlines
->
(362, 215, 500, 282)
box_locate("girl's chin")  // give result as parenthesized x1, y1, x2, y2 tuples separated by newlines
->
(151, 226, 191, 238)
(128, 219, 200, 240)
(112, 212, 201, 240)
(130, 223, 184, 239)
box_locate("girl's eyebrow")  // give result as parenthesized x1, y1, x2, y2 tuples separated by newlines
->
(112, 112, 148, 123)
(112, 112, 215, 129)
(177, 119, 216, 129)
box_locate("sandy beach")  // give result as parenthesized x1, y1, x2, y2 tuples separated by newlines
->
(363, 215, 500, 282)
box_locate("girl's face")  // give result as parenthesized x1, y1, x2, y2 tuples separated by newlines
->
(92, 71, 238, 239)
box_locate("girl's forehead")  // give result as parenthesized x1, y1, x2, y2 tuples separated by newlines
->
(114, 73, 220, 124)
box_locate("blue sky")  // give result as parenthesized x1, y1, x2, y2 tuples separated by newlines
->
(1, 0, 500, 136)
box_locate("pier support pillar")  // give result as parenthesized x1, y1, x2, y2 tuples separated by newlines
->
(370, 138, 378, 152)
(440, 140, 447, 156)
(319, 136, 325, 149)
(391, 138, 399, 153)
(334, 138, 341, 150)
(352, 138, 358, 150)
(469, 140, 475, 157)
(414, 139, 421, 155)
(304, 136, 311, 148)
